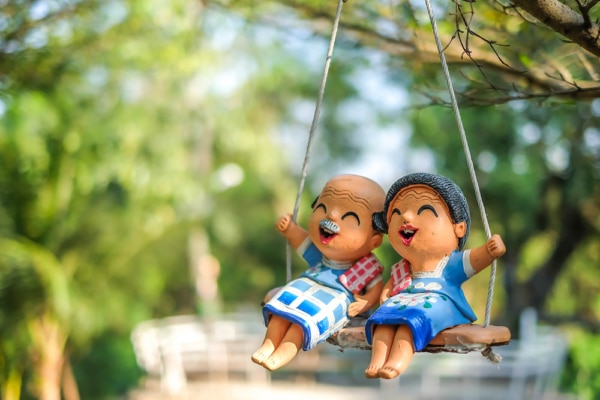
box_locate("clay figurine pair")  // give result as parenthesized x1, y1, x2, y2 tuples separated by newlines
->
(251, 173, 506, 379)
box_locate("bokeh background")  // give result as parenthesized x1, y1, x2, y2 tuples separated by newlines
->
(1, 1, 599, 399)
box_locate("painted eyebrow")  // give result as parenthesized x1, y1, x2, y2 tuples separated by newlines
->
(341, 211, 360, 225)
(391, 208, 401, 216)
(418, 204, 438, 217)
(313, 203, 326, 213)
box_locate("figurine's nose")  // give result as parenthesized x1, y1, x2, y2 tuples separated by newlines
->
(401, 210, 415, 224)
(326, 209, 342, 222)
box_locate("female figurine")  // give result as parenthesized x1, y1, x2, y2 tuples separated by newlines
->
(364, 172, 506, 379)
(252, 174, 386, 371)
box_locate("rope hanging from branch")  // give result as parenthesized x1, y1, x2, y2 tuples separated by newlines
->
(423, 0, 501, 363)
(286, 0, 346, 282)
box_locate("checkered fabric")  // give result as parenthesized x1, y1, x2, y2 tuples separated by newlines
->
(265, 277, 351, 350)
(389, 259, 412, 296)
(339, 253, 384, 294)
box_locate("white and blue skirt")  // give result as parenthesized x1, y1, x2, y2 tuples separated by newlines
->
(262, 277, 351, 350)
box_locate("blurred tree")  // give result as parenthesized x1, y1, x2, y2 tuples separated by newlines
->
(1, 0, 599, 398)
(208, 0, 600, 333)
(0, 241, 45, 400)
(0, 0, 307, 398)
(210, 0, 600, 103)
(205, 2, 600, 397)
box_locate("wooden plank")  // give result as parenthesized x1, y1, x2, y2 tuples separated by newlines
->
(327, 318, 511, 353)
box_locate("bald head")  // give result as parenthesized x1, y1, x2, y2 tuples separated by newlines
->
(308, 174, 385, 261)
(318, 174, 385, 215)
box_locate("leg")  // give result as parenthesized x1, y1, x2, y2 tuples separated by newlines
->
(251, 315, 291, 365)
(378, 325, 415, 379)
(261, 322, 304, 371)
(365, 324, 396, 379)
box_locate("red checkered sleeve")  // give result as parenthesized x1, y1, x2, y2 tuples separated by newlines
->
(389, 259, 412, 296)
(339, 253, 384, 293)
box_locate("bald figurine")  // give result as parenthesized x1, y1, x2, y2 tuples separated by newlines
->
(252, 175, 386, 371)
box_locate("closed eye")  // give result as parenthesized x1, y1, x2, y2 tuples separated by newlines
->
(391, 208, 401, 217)
(418, 204, 438, 217)
(313, 203, 326, 213)
(341, 211, 360, 225)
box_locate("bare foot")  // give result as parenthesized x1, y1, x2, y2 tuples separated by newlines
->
(251, 344, 274, 365)
(377, 325, 414, 379)
(378, 366, 401, 379)
(261, 354, 284, 371)
(251, 351, 268, 365)
(364, 364, 382, 379)
(261, 341, 300, 371)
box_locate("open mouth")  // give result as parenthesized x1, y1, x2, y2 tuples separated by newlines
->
(319, 219, 339, 245)
(319, 227, 338, 244)
(398, 225, 418, 246)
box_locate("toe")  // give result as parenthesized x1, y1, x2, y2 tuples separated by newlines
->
(378, 366, 400, 379)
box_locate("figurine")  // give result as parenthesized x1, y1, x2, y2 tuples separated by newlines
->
(364, 172, 506, 379)
(252, 174, 386, 371)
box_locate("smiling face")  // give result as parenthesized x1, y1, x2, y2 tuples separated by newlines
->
(308, 175, 385, 263)
(386, 184, 466, 269)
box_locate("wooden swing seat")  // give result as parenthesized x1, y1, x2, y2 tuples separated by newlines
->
(327, 317, 511, 353)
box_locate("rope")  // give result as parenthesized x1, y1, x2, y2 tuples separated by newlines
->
(424, 0, 502, 363)
(286, 0, 347, 282)
(423, 0, 498, 328)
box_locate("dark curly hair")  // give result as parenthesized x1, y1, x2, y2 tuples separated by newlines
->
(372, 172, 471, 250)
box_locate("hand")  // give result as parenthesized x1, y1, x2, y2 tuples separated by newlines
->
(379, 288, 391, 305)
(348, 299, 369, 317)
(487, 234, 506, 258)
(275, 214, 293, 233)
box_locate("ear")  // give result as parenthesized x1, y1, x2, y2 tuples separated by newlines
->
(454, 221, 467, 239)
(370, 232, 383, 250)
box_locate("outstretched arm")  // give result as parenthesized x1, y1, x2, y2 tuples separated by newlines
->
(469, 234, 506, 273)
(275, 213, 309, 250)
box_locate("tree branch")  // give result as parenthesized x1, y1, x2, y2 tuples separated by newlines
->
(511, 0, 600, 57)
(209, 0, 600, 104)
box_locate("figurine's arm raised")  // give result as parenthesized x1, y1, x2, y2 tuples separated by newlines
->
(468, 234, 506, 273)
(276, 213, 309, 250)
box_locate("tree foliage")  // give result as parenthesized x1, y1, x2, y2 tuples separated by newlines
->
(206, 1, 600, 397)
(0, 0, 599, 399)
(0, 0, 296, 398)
(205, 0, 600, 323)
(212, 0, 600, 104)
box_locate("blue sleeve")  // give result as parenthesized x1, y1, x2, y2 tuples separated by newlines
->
(445, 251, 470, 286)
(298, 238, 323, 268)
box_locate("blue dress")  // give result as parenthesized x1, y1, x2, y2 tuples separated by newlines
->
(365, 250, 477, 351)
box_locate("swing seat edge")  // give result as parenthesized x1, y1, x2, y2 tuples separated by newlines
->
(327, 322, 511, 352)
